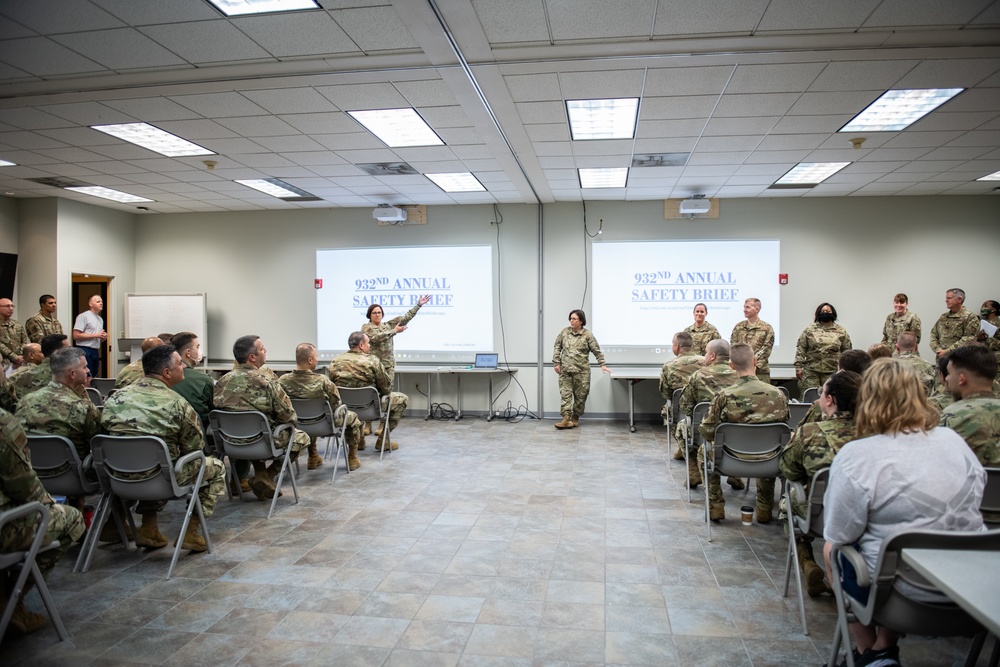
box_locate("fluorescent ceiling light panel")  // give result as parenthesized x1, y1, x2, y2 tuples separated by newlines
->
(235, 178, 317, 199)
(774, 162, 850, 186)
(976, 170, 1000, 181)
(65, 186, 153, 203)
(347, 108, 444, 148)
(91, 122, 214, 157)
(579, 167, 628, 188)
(0, 159, 15, 167)
(426, 172, 486, 192)
(205, 0, 319, 16)
(839, 89, 964, 132)
(566, 98, 639, 140)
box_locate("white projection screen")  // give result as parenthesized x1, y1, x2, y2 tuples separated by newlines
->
(591, 240, 780, 363)
(316, 245, 494, 362)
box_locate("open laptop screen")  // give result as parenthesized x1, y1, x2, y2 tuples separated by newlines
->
(474, 353, 498, 369)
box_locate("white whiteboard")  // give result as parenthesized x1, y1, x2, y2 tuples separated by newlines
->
(125, 293, 207, 352)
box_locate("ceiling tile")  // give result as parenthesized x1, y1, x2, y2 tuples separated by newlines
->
(52, 28, 187, 70)
(644, 66, 735, 96)
(331, 6, 420, 51)
(558, 69, 645, 98)
(757, 0, 882, 32)
(472, 0, 549, 44)
(726, 62, 826, 93)
(714, 93, 799, 117)
(788, 91, 882, 115)
(639, 95, 717, 121)
(140, 20, 273, 64)
(0, 0, 124, 34)
(232, 11, 358, 58)
(0, 37, 105, 77)
(393, 80, 457, 107)
(168, 93, 269, 119)
(548, 0, 656, 41)
(102, 97, 203, 122)
(241, 88, 340, 115)
(503, 73, 562, 103)
(702, 116, 779, 135)
(279, 113, 357, 134)
(35, 101, 136, 126)
(316, 83, 409, 110)
(215, 116, 300, 137)
(0, 108, 73, 130)
(88, 0, 219, 25)
(863, 0, 994, 28)
(808, 60, 919, 92)
(653, 0, 768, 36)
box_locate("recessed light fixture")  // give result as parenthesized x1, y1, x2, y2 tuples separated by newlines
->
(579, 167, 628, 188)
(566, 98, 639, 140)
(0, 159, 16, 167)
(426, 172, 486, 193)
(773, 162, 850, 186)
(348, 108, 444, 148)
(235, 178, 319, 200)
(65, 186, 153, 203)
(205, 0, 319, 16)
(839, 89, 964, 132)
(91, 122, 214, 157)
(976, 170, 1000, 181)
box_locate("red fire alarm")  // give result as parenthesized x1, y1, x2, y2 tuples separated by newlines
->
(778, 274, 788, 285)
(314, 278, 323, 289)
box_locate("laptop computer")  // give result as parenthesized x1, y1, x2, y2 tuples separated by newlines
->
(474, 353, 498, 369)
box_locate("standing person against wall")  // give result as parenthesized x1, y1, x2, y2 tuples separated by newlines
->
(684, 303, 721, 355)
(552, 309, 610, 430)
(880, 292, 921, 350)
(730, 297, 775, 383)
(73, 295, 108, 379)
(24, 294, 64, 343)
(795, 302, 852, 399)
(0, 297, 28, 374)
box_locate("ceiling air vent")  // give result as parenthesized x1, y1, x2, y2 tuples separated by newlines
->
(356, 162, 418, 176)
(631, 153, 689, 168)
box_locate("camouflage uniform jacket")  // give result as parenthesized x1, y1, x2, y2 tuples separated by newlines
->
(679, 360, 739, 420)
(10, 358, 52, 401)
(699, 376, 789, 443)
(929, 307, 979, 354)
(0, 375, 15, 413)
(328, 350, 391, 396)
(659, 353, 703, 400)
(780, 411, 855, 485)
(552, 327, 606, 374)
(102, 378, 205, 464)
(881, 311, 921, 348)
(24, 312, 64, 344)
(362, 302, 423, 372)
(279, 369, 343, 410)
(930, 388, 954, 413)
(794, 322, 852, 374)
(16, 380, 101, 458)
(172, 366, 215, 427)
(940, 391, 1000, 467)
(115, 359, 144, 389)
(684, 322, 721, 355)
(0, 319, 28, 368)
(0, 407, 53, 514)
(896, 351, 938, 396)
(214, 364, 299, 428)
(730, 319, 775, 374)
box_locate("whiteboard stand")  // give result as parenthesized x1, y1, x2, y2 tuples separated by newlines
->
(118, 338, 144, 361)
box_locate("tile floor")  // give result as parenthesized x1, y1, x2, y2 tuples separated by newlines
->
(3, 417, 992, 666)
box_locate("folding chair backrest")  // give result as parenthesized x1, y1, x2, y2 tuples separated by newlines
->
(337, 386, 383, 423)
(290, 398, 334, 440)
(776, 385, 790, 401)
(691, 402, 711, 448)
(981, 467, 1000, 521)
(208, 410, 278, 461)
(801, 387, 820, 404)
(90, 378, 116, 397)
(787, 402, 811, 432)
(713, 422, 791, 478)
(85, 386, 104, 407)
(806, 467, 830, 537)
(670, 388, 683, 425)
(91, 434, 180, 501)
(27, 434, 98, 497)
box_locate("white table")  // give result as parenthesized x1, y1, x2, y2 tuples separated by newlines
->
(394, 366, 516, 421)
(900, 547, 1000, 636)
(611, 366, 663, 432)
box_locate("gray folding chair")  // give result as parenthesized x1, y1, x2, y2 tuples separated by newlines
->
(89, 378, 116, 397)
(704, 422, 791, 541)
(787, 402, 811, 432)
(776, 385, 790, 401)
(337, 386, 391, 461)
(665, 387, 683, 432)
(209, 410, 299, 518)
(85, 386, 104, 407)
(686, 402, 711, 502)
(981, 467, 1000, 524)
(782, 466, 830, 635)
(828, 529, 1000, 667)
(801, 387, 820, 404)
(0, 502, 69, 645)
(81, 435, 211, 579)
(290, 398, 349, 482)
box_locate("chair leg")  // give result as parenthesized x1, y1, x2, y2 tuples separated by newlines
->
(784, 513, 808, 635)
(31, 560, 68, 640)
(76, 493, 113, 573)
(965, 631, 988, 667)
(168, 468, 206, 579)
(828, 552, 856, 667)
(988, 633, 1000, 667)
(704, 447, 712, 542)
(378, 419, 391, 461)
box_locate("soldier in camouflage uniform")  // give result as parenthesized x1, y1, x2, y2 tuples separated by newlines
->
(279, 343, 364, 471)
(684, 303, 721, 356)
(894, 332, 937, 395)
(795, 302, 852, 400)
(362, 295, 431, 377)
(699, 344, 789, 522)
(215, 335, 310, 501)
(880, 292, 921, 350)
(930, 288, 980, 358)
(0, 407, 85, 635)
(115, 336, 163, 389)
(779, 370, 861, 596)
(6, 343, 41, 383)
(102, 345, 224, 552)
(940, 345, 1000, 469)
(169, 332, 214, 429)
(10, 334, 67, 403)
(0, 297, 29, 372)
(0, 366, 15, 414)
(930, 354, 955, 412)
(679, 339, 739, 487)
(659, 331, 702, 458)
(24, 294, 64, 344)
(328, 332, 408, 449)
(730, 297, 775, 384)
(551, 309, 609, 429)
(976, 300, 1000, 391)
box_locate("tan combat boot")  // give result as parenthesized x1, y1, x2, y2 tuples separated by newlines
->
(7, 597, 47, 636)
(571, 413, 580, 427)
(686, 457, 703, 489)
(554, 414, 573, 429)
(755, 504, 773, 524)
(348, 441, 361, 471)
(797, 544, 827, 597)
(250, 462, 276, 500)
(179, 515, 208, 553)
(307, 443, 323, 470)
(727, 476, 746, 490)
(136, 511, 168, 549)
(709, 506, 725, 522)
(363, 421, 372, 436)
(672, 446, 686, 461)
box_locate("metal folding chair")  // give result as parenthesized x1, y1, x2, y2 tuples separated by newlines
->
(782, 466, 830, 634)
(89, 378, 116, 397)
(290, 398, 349, 482)
(981, 467, 1000, 524)
(686, 402, 711, 502)
(787, 402, 811, 432)
(801, 387, 820, 404)
(84, 386, 104, 407)
(337, 386, 391, 461)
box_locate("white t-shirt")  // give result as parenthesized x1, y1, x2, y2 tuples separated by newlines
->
(824, 426, 985, 588)
(73, 310, 103, 350)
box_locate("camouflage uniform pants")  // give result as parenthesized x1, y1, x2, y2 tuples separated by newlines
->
(275, 426, 311, 454)
(334, 408, 363, 453)
(558, 371, 590, 417)
(799, 370, 833, 400)
(699, 444, 775, 511)
(137, 456, 226, 517)
(0, 503, 84, 578)
(381, 392, 408, 431)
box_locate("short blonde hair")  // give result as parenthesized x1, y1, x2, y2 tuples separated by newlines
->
(855, 358, 938, 438)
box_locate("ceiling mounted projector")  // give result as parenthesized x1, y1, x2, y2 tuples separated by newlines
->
(679, 197, 711, 216)
(373, 204, 407, 222)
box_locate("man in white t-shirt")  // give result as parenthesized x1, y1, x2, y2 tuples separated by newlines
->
(73, 295, 108, 378)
